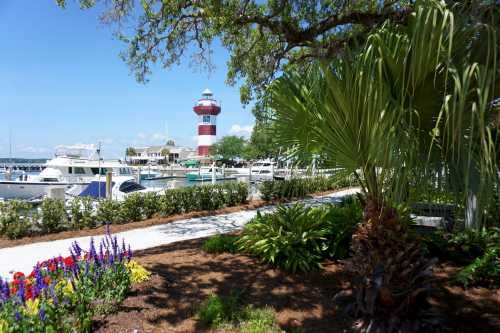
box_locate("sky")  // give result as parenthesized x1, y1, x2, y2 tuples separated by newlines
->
(0, 1, 255, 159)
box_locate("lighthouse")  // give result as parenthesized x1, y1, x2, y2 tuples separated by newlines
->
(193, 88, 221, 156)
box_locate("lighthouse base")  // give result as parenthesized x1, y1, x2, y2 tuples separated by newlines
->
(198, 146, 211, 156)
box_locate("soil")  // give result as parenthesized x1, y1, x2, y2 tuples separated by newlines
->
(93, 239, 500, 333)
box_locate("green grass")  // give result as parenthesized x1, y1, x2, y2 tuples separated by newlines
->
(202, 234, 239, 254)
(197, 293, 281, 333)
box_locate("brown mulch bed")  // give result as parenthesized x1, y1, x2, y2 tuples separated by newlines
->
(0, 188, 348, 249)
(93, 239, 500, 333)
(94, 238, 354, 333)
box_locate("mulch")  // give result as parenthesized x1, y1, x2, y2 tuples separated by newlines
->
(93, 238, 500, 333)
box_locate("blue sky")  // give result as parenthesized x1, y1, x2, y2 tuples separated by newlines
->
(0, 1, 254, 159)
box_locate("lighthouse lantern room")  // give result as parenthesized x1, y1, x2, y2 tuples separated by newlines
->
(193, 89, 221, 156)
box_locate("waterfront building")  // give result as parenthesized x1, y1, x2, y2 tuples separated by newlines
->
(127, 143, 196, 165)
(193, 89, 220, 156)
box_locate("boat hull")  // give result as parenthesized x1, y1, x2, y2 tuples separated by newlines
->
(0, 181, 85, 200)
(185, 173, 224, 181)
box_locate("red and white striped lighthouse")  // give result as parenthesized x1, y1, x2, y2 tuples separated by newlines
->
(193, 88, 221, 156)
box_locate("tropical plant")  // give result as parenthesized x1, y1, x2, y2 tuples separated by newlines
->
(238, 204, 332, 273)
(270, 0, 498, 330)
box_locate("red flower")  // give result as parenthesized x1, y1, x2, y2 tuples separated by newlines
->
(63, 256, 74, 267)
(13, 272, 25, 280)
(44, 276, 51, 285)
(48, 263, 56, 272)
(28, 271, 36, 279)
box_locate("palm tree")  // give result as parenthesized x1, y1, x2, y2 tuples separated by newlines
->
(270, 0, 498, 331)
(160, 148, 170, 164)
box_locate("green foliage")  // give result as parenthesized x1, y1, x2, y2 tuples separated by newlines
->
(455, 246, 500, 288)
(202, 234, 239, 254)
(0, 182, 248, 239)
(141, 192, 160, 219)
(239, 306, 280, 333)
(158, 182, 249, 216)
(198, 292, 241, 327)
(119, 193, 144, 223)
(424, 228, 500, 265)
(69, 197, 95, 230)
(238, 203, 361, 272)
(212, 135, 248, 161)
(39, 198, 68, 234)
(0, 200, 33, 239)
(56, 1, 412, 116)
(198, 292, 280, 332)
(96, 199, 122, 225)
(259, 174, 348, 201)
(423, 227, 500, 287)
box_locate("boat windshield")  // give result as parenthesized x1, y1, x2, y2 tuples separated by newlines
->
(55, 145, 98, 160)
(119, 181, 146, 193)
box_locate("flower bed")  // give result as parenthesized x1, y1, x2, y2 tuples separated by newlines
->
(0, 227, 150, 332)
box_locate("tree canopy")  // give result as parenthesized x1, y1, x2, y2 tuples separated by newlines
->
(211, 135, 248, 161)
(56, 0, 418, 112)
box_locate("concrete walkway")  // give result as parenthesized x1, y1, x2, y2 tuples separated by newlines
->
(0, 188, 358, 279)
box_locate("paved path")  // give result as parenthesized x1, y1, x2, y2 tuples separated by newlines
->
(0, 188, 358, 279)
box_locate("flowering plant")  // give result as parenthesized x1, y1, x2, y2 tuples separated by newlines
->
(0, 227, 150, 332)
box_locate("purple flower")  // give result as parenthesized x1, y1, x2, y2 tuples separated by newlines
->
(39, 306, 46, 321)
(127, 244, 133, 260)
(17, 279, 25, 304)
(15, 311, 21, 321)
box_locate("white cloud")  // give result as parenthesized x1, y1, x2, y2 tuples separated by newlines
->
(229, 124, 254, 138)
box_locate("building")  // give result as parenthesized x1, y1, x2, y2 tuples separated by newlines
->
(193, 89, 221, 156)
(127, 143, 196, 165)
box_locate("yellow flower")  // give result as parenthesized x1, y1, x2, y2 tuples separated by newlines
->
(0, 319, 7, 333)
(125, 260, 151, 283)
(24, 298, 40, 316)
(56, 279, 74, 295)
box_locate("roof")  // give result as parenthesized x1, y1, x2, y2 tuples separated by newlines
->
(202, 88, 213, 96)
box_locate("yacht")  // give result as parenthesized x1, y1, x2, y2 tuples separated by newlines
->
(234, 159, 276, 181)
(0, 145, 134, 200)
(185, 166, 224, 181)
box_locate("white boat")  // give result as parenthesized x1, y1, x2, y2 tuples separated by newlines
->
(186, 166, 224, 181)
(0, 145, 134, 200)
(234, 159, 276, 181)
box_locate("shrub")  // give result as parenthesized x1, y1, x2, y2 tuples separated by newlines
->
(202, 234, 239, 254)
(96, 199, 122, 225)
(325, 199, 363, 259)
(119, 193, 144, 222)
(198, 293, 240, 326)
(69, 197, 96, 230)
(198, 292, 280, 333)
(39, 198, 68, 234)
(238, 203, 362, 272)
(423, 227, 500, 265)
(238, 204, 331, 273)
(258, 174, 351, 201)
(142, 192, 160, 219)
(0, 200, 33, 239)
(455, 246, 500, 287)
